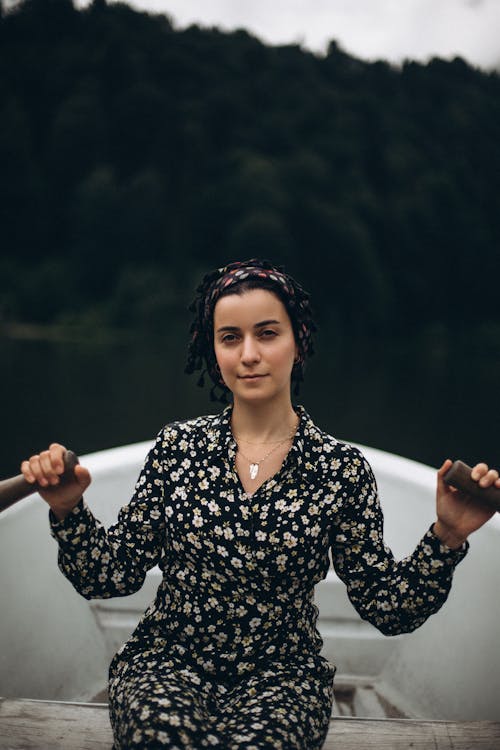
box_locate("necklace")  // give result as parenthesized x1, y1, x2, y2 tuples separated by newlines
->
(234, 430, 295, 446)
(236, 419, 299, 480)
(237, 438, 291, 480)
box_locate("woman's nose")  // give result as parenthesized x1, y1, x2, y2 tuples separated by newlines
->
(241, 335, 261, 364)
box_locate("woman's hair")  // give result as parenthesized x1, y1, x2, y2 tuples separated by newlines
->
(185, 259, 317, 402)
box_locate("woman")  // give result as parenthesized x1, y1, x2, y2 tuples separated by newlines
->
(21, 259, 499, 750)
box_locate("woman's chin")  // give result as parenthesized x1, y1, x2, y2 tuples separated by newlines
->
(231, 379, 291, 404)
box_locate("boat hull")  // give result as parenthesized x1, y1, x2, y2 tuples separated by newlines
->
(1, 440, 499, 719)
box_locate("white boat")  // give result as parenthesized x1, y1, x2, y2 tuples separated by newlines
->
(1, 440, 499, 720)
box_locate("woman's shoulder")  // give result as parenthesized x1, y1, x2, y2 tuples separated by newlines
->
(301, 411, 372, 483)
(302, 409, 365, 461)
(158, 411, 227, 445)
(306, 425, 375, 495)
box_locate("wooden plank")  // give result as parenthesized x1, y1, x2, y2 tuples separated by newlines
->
(1, 698, 500, 749)
(352, 686, 388, 719)
(0, 699, 113, 749)
(323, 717, 500, 750)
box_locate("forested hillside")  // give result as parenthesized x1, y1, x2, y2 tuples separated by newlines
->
(1, 0, 499, 335)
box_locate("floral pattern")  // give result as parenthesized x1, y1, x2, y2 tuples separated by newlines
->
(50, 405, 467, 749)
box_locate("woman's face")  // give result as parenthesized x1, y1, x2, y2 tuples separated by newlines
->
(213, 288, 298, 404)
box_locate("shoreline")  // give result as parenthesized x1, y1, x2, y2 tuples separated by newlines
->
(0, 321, 140, 345)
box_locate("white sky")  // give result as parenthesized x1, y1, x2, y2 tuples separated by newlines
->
(100, 0, 500, 68)
(108, 0, 500, 70)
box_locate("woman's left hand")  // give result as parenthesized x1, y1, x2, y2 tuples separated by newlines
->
(433, 460, 499, 549)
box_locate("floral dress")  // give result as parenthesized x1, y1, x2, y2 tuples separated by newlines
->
(50, 405, 468, 750)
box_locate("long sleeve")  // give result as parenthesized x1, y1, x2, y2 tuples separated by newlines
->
(330, 449, 468, 635)
(49, 430, 167, 600)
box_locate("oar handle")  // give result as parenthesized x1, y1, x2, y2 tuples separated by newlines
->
(443, 460, 500, 512)
(0, 451, 79, 513)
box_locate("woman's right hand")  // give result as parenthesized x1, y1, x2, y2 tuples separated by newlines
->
(21, 443, 91, 521)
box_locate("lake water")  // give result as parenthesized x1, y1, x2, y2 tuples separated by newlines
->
(1, 324, 499, 482)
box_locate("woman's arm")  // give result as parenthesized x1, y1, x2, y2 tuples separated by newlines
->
(21, 433, 167, 600)
(330, 450, 476, 636)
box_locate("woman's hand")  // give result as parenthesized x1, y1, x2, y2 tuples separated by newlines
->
(434, 460, 499, 549)
(21, 443, 91, 521)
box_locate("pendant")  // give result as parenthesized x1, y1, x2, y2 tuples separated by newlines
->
(249, 463, 259, 480)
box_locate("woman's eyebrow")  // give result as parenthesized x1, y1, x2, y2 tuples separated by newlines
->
(216, 325, 239, 333)
(216, 319, 281, 333)
(254, 319, 281, 328)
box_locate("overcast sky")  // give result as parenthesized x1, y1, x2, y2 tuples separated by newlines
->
(109, 0, 500, 70)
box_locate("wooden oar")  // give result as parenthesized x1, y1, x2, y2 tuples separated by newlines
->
(0, 454, 498, 513)
(443, 460, 500, 512)
(0, 451, 79, 513)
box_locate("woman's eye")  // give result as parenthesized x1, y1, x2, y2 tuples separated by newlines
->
(221, 334, 238, 343)
(260, 329, 277, 338)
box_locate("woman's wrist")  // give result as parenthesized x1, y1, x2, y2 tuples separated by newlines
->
(433, 520, 467, 550)
(49, 498, 82, 523)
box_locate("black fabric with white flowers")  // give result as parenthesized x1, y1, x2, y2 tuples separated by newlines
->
(50, 405, 467, 749)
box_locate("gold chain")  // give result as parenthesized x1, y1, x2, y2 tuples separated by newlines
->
(233, 417, 299, 447)
(236, 436, 291, 467)
(234, 429, 296, 446)
(235, 419, 299, 480)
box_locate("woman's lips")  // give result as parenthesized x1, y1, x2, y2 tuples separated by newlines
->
(238, 374, 268, 379)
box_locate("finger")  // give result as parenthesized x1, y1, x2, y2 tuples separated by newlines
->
(21, 459, 36, 484)
(48, 443, 67, 475)
(470, 463, 488, 481)
(39, 450, 60, 486)
(479, 468, 499, 488)
(437, 459, 453, 478)
(28, 455, 48, 487)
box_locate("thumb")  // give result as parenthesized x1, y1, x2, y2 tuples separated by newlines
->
(73, 464, 92, 491)
(437, 458, 453, 478)
(437, 459, 453, 495)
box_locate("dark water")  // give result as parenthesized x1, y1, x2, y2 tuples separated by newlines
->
(1, 325, 499, 480)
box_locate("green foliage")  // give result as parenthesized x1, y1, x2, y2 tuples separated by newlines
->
(1, 0, 499, 334)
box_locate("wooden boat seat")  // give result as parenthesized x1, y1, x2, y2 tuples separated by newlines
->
(1, 698, 500, 749)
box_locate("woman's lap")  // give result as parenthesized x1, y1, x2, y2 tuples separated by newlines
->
(109, 655, 333, 750)
(219, 661, 334, 750)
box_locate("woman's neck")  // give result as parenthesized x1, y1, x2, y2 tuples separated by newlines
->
(231, 396, 298, 443)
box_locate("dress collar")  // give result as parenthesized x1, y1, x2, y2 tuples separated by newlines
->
(206, 403, 318, 469)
